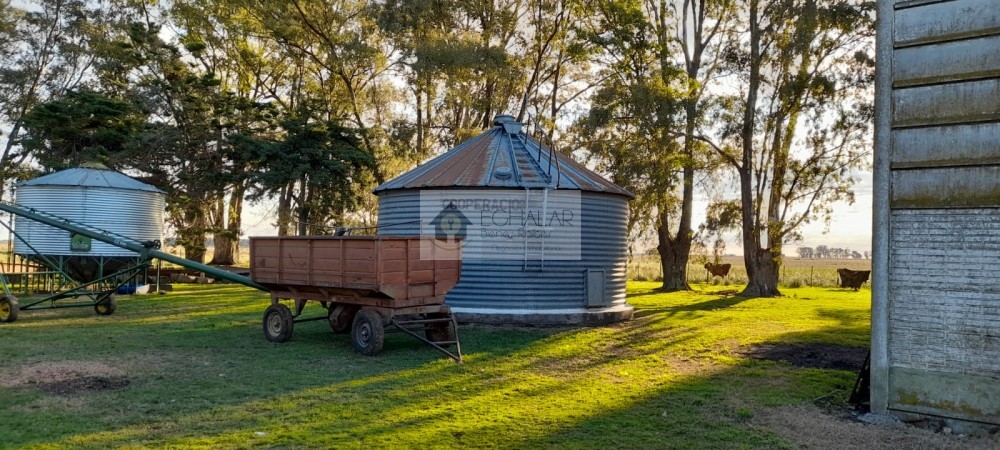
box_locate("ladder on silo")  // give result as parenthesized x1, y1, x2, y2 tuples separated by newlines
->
(523, 188, 548, 271)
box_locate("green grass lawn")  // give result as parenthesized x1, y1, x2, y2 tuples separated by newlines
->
(0, 282, 871, 449)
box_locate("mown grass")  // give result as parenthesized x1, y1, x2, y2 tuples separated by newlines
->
(0, 283, 871, 449)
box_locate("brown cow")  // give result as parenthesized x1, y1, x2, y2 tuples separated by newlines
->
(837, 268, 871, 290)
(704, 262, 732, 278)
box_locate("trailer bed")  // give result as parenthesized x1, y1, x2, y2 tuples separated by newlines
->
(249, 236, 464, 360)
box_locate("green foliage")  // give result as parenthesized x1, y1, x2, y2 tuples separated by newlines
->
(19, 90, 147, 170)
(0, 0, 109, 196)
(249, 113, 376, 234)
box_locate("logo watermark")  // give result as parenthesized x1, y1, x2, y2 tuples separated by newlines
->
(419, 189, 581, 261)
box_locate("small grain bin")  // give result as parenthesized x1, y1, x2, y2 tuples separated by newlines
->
(12, 166, 165, 282)
(375, 115, 634, 325)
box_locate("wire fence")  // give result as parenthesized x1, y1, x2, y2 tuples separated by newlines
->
(628, 255, 873, 288)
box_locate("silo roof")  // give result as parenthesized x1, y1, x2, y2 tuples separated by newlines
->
(18, 167, 165, 194)
(374, 115, 634, 198)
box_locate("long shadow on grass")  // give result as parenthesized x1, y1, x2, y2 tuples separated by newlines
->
(512, 326, 871, 449)
(0, 286, 565, 447)
(4, 287, 871, 448)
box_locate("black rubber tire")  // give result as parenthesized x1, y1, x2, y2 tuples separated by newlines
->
(351, 309, 384, 356)
(328, 305, 357, 334)
(94, 295, 117, 316)
(263, 304, 294, 343)
(424, 314, 457, 348)
(0, 296, 19, 323)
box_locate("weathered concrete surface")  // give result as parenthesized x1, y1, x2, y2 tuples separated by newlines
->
(891, 166, 1000, 209)
(890, 367, 1000, 427)
(895, 0, 1000, 47)
(870, 0, 895, 415)
(892, 123, 1000, 168)
(875, 0, 1000, 429)
(894, 34, 1000, 87)
(893, 78, 1000, 128)
(453, 304, 634, 326)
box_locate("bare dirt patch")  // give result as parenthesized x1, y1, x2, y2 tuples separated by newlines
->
(0, 360, 130, 394)
(31, 376, 130, 394)
(738, 343, 867, 371)
(755, 405, 1000, 450)
(0, 360, 125, 388)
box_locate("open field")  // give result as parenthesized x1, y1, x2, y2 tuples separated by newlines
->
(629, 255, 873, 288)
(1, 283, 995, 449)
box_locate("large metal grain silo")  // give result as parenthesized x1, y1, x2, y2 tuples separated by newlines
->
(375, 115, 634, 325)
(12, 166, 165, 282)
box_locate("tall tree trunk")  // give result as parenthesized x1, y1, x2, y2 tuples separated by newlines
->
(661, 101, 698, 291)
(297, 177, 310, 236)
(209, 186, 244, 265)
(737, 0, 779, 297)
(659, 235, 692, 291)
(277, 184, 293, 236)
(744, 247, 780, 296)
(179, 209, 207, 264)
(210, 231, 235, 265)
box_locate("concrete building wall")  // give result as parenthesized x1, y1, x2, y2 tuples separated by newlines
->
(873, 0, 1000, 428)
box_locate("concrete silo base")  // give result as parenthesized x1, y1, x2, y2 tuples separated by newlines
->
(452, 305, 634, 326)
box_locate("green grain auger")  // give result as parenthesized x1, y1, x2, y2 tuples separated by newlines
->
(0, 201, 265, 323)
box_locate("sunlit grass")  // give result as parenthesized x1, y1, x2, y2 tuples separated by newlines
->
(0, 283, 870, 449)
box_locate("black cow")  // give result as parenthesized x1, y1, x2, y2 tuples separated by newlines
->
(837, 268, 871, 290)
(705, 262, 732, 278)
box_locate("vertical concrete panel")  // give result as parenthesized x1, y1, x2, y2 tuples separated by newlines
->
(871, 0, 896, 414)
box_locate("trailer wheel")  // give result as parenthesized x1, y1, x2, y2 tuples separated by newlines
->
(351, 309, 384, 355)
(0, 296, 19, 323)
(328, 305, 357, 334)
(263, 304, 294, 342)
(425, 314, 457, 347)
(94, 295, 117, 316)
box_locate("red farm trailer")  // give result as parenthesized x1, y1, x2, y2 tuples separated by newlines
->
(249, 236, 463, 360)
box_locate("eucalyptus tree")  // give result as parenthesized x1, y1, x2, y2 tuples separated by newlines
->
(169, 0, 296, 263)
(246, 0, 393, 181)
(579, 0, 689, 290)
(585, 0, 733, 291)
(0, 0, 106, 197)
(706, 0, 874, 296)
(514, 0, 601, 150)
(646, 0, 734, 290)
(375, 0, 460, 160)
(96, 2, 256, 262)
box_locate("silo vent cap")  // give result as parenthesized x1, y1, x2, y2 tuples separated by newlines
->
(493, 114, 523, 134)
(493, 114, 516, 125)
(494, 166, 513, 180)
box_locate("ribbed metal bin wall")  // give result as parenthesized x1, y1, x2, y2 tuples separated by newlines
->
(13, 186, 164, 257)
(377, 189, 629, 310)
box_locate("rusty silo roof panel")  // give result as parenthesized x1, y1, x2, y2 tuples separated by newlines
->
(374, 117, 634, 198)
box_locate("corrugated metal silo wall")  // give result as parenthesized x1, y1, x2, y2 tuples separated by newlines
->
(377, 189, 628, 310)
(13, 186, 165, 257)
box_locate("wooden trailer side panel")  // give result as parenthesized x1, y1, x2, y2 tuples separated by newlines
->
(249, 236, 461, 304)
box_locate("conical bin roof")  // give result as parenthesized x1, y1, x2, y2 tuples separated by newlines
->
(374, 115, 633, 198)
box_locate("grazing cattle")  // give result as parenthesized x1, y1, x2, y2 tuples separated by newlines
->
(704, 262, 732, 278)
(837, 268, 871, 290)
